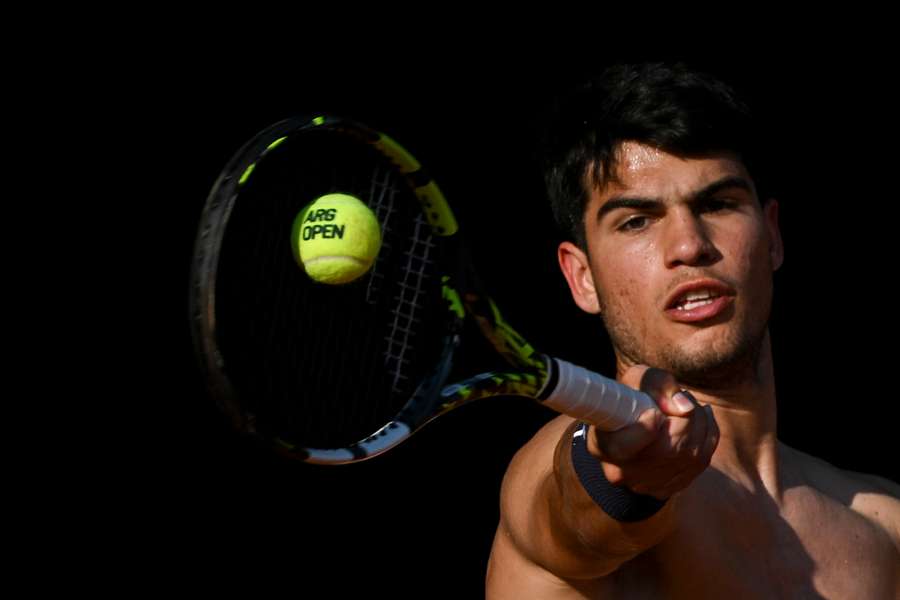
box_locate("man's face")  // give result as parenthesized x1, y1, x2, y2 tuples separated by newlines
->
(558, 141, 783, 387)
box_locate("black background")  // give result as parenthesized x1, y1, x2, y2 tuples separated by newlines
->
(108, 37, 898, 596)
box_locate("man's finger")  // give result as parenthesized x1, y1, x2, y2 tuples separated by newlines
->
(657, 388, 699, 418)
(622, 366, 691, 418)
(594, 408, 664, 462)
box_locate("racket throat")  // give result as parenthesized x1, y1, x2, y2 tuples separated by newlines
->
(534, 354, 558, 401)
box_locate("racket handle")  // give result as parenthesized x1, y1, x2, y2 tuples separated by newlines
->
(540, 358, 657, 431)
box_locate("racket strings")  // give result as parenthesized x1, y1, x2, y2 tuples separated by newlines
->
(211, 129, 447, 449)
(383, 211, 438, 396)
(365, 165, 399, 305)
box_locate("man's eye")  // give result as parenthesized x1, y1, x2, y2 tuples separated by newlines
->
(619, 216, 649, 231)
(702, 198, 732, 212)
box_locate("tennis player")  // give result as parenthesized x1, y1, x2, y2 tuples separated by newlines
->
(486, 62, 899, 598)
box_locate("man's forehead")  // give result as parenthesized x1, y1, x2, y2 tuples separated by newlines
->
(595, 141, 750, 199)
(618, 142, 666, 176)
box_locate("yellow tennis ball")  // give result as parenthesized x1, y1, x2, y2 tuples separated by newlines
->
(291, 193, 382, 284)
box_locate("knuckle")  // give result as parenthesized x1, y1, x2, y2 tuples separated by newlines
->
(694, 415, 710, 441)
(670, 431, 692, 456)
(668, 434, 705, 469)
(620, 364, 651, 389)
(606, 444, 624, 462)
(630, 482, 651, 495)
(704, 432, 720, 460)
(667, 416, 691, 438)
(604, 422, 659, 462)
(709, 415, 720, 439)
(689, 442, 703, 462)
(640, 367, 679, 396)
(597, 436, 620, 461)
(692, 448, 714, 472)
(602, 462, 625, 485)
(697, 443, 713, 467)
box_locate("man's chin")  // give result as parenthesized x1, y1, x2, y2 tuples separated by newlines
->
(662, 337, 765, 389)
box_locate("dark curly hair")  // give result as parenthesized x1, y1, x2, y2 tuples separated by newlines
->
(540, 62, 772, 252)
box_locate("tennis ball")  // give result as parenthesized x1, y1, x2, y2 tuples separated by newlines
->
(291, 193, 382, 284)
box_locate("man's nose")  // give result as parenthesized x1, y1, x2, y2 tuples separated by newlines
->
(663, 210, 720, 268)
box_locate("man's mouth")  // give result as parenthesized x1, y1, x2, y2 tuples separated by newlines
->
(672, 289, 722, 311)
(664, 280, 736, 323)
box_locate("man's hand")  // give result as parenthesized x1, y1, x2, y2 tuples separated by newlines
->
(587, 365, 720, 500)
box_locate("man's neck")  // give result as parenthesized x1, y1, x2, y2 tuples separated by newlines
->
(620, 329, 783, 500)
(691, 330, 782, 501)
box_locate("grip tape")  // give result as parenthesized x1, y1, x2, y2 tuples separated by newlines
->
(541, 358, 656, 431)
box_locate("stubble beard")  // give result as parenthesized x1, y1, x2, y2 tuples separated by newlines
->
(598, 293, 771, 390)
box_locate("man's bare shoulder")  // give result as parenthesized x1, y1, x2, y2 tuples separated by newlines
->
(783, 443, 900, 547)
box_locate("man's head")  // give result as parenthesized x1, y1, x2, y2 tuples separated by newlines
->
(542, 62, 771, 253)
(543, 63, 783, 388)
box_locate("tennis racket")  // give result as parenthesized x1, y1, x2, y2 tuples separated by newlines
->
(189, 114, 655, 465)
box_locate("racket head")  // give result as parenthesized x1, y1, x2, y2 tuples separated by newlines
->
(189, 115, 465, 464)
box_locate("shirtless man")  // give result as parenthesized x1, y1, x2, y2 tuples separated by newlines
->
(486, 62, 899, 598)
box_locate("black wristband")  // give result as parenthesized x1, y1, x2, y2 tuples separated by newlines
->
(571, 422, 667, 522)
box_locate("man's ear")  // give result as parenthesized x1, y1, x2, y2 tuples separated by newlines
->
(557, 241, 602, 314)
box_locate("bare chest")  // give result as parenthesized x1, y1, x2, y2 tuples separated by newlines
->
(606, 487, 899, 599)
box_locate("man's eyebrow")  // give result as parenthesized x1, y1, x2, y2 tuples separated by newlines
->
(595, 175, 754, 223)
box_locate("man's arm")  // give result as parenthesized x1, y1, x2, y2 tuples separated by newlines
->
(857, 474, 900, 553)
(493, 415, 676, 582)
(487, 366, 720, 586)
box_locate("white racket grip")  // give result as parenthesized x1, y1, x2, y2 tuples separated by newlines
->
(541, 358, 657, 431)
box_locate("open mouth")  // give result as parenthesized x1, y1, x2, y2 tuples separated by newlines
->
(664, 280, 736, 323)
(671, 289, 722, 311)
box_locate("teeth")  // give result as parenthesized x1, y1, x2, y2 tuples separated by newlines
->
(675, 288, 720, 310)
(685, 290, 713, 301)
(678, 298, 714, 311)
